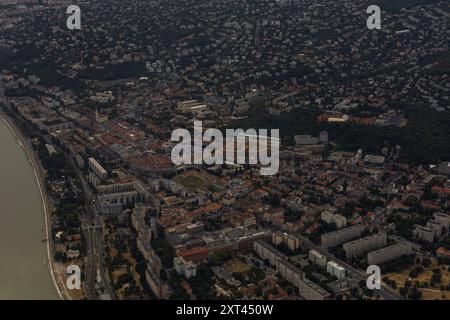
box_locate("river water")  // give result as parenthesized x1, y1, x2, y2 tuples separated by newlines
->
(0, 118, 57, 299)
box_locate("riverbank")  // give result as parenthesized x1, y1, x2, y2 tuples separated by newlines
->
(0, 110, 68, 300)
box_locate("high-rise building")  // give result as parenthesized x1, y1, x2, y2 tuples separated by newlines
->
(272, 231, 301, 251)
(88, 157, 107, 186)
(174, 257, 197, 279)
(321, 225, 365, 248)
(367, 242, 412, 265)
(343, 233, 387, 258)
(326, 261, 346, 280)
(309, 249, 327, 267)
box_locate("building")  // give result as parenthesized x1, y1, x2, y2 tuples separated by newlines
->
(254, 241, 331, 300)
(88, 157, 107, 187)
(254, 240, 287, 267)
(145, 259, 170, 299)
(131, 204, 157, 262)
(298, 277, 331, 300)
(343, 233, 387, 258)
(95, 109, 108, 123)
(272, 231, 301, 251)
(367, 242, 412, 265)
(294, 135, 320, 146)
(427, 220, 442, 238)
(413, 212, 450, 243)
(308, 249, 327, 267)
(276, 258, 302, 286)
(174, 256, 197, 279)
(364, 155, 385, 167)
(177, 246, 209, 263)
(38, 119, 73, 133)
(438, 162, 450, 176)
(320, 224, 365, 248)
(254, 241, 301, 284)
(96, 180, 150, 214)
(326, 261, 346, 280)
(413, 225, 434, 243)
(433, 212, 450, 233)
(137, 228, 154, 261)
(321, 210, 347, 229)
(176, 100, 208, 114)
(131, 204, 148, 234)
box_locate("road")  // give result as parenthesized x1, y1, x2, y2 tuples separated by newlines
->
(72, 159, 115, 300)
(82, 221, 97, 299)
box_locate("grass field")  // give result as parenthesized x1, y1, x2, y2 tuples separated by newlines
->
(173, 170, 217, 192)
(384, 258, 450, 300)
(223, 258, 252, 274)
(421, 289, 449, 300)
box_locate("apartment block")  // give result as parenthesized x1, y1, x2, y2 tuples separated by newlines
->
(326, 261, 346, 280)
(367, 242, 412, 265)
(254, 240, 287, 267)
(321, 210, 347, 229)
(253, 241, 331, 300)
(343, 233, 387, 258)
(272, 231, 301, 251)
(414, 212, 450, 243)
(433, 212, 450, 233)
(145, 262, 169, 299)
(298, 277, 332, 300)
(320, 224, 365, 248)
(276, 258, 302, 286)
(96, 180, 150, 214)
(413, 225, 434, 243)
(308, 249, 327, 267)
(174, 256, 197, 279)
(88, 157, 107, 187)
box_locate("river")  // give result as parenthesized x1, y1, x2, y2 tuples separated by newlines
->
(0, 118, 57, 299)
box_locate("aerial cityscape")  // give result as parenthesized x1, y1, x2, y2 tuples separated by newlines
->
(0, 0, 449, 304)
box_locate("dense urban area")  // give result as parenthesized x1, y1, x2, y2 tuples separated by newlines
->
(0, 0, 449, 300)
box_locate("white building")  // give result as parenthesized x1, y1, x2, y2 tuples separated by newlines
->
(174, 257, 197, 279)
(309, 249, 327, 267)
(326, 261, 346, 280)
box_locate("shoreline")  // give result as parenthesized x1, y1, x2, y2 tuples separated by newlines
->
(0, 110, 67, 300)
